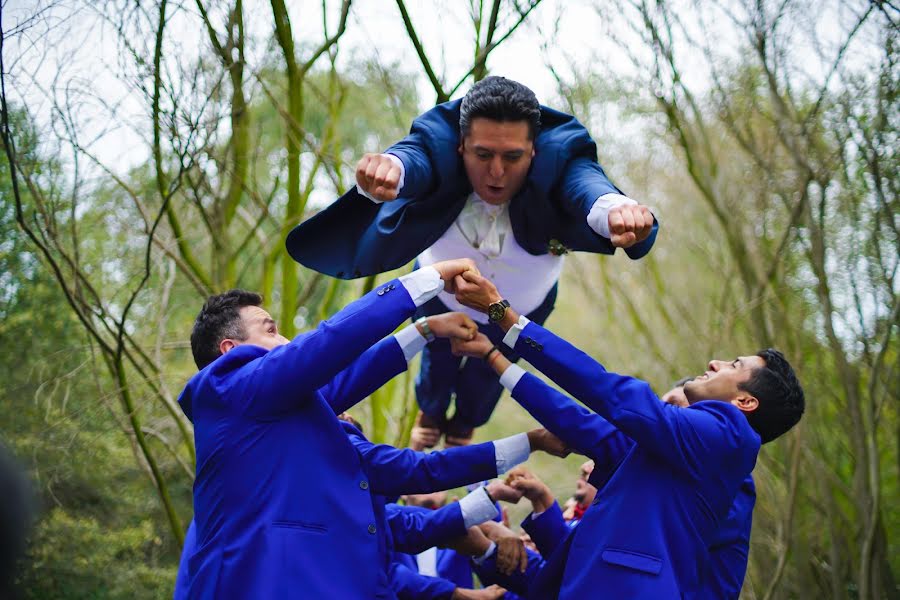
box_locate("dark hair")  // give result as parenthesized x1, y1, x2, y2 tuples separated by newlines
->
(672, 376, 694, 388)
(739, 349, 805, 443)
(459, 76, 541, 139)
(190, 289, 263, 369)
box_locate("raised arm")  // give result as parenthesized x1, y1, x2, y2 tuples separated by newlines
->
(452, 274, 754, 480)
(347, 424, 566, 497)
(235, 261, 473, 418)
(386, 503, 465, 555)
(508, 320, 751, 480)
(450, 333, 633, 473)
(321, 313, 477, 414)
(559, 157, 658, 259)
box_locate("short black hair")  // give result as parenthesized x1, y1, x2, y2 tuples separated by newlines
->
(459, 76, 541, 140)
(190, 289, 263, 370)
(739, 349, 805, 443)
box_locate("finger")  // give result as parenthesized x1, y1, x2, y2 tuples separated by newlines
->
(384, 165, 401, 190)
(373, 160, 393, 187)
(611, 231, 636, 248)
(461, 269, 482, 283)
(364, 156, 380, 184)
(608, 208, 625, 235)
(519, 544, 528, 573)
(621, 206, 636, 232)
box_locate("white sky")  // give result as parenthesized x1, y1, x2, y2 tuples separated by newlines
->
(1, 0, 877, 179)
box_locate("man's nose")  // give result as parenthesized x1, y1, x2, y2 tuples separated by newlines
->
(708, 360, 724, 371)
(489, 157, 504, 178)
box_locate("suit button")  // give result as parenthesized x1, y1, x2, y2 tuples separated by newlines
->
(536, 344, 544, 351)
(377, 289, 384, 296)
(359, 480, 369, 490)
(368, 524, 377, 534)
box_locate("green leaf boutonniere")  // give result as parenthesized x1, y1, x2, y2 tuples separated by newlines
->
(548, 239, 569, 256)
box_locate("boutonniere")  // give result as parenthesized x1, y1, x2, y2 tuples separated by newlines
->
(548, 239, 569, 256)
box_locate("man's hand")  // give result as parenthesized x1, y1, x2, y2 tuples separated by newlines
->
(409, 426, 441, 451)
(445, 525, 492, 556)
(453, 271, 502, 313)
(661, 385, 689, 407)
(451, 585, 508, 600)
(608, 204, 654, 248)
(431, 259, 480, 293)
(424, 312, 478, 342)
(486, 480, 524, 504)
(526, 428, 571, 458)
(356, 153, 402, 201)
(480, 521, 527, 575)
(506, 466, 555, 514)
(450, 332, 494, 358)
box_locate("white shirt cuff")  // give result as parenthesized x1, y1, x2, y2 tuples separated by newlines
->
(501, 315, 531, 349)
(471, 541, 497, 566)
(399, 266, 443, 307)
(530, 509, 545, 519)
(355, 153, 405, 204)
(459, 486, 500, 529)
(393, 324, 427, 361)
(499, 364, 527, 391)
(493, 432, 531, 475)
(586, 193, 638, 239)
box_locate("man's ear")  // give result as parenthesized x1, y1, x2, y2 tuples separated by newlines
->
(458, 140, 464, 155)
(731, 395, 759, 413)
(219, 338, 238, 356)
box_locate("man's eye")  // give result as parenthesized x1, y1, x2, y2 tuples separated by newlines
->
(476, 152, 492, 160)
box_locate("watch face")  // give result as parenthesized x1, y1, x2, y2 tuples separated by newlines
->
(488, 301, 507, 322)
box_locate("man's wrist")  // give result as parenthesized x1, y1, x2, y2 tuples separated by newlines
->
(531, 490, 555, 514)
(497, 307, 519, 332)
(415, 316, 436, 342)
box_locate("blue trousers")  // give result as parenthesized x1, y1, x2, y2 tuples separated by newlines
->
(412, 284, 558, 428)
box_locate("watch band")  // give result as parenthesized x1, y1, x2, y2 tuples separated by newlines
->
(483, 345, 500, 362)
(415, 316, 435, 343)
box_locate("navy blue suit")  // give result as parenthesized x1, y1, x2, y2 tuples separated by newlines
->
(286, 100, 657, 279)
(508, 322, 760, 598)
(286, 100, 659, 430)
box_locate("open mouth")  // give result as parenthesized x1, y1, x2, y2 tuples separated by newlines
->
(486, 185, 504, 195)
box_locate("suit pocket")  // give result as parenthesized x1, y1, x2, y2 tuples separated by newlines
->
(601, 547, 663, 575)
(271, 520, 328, 534)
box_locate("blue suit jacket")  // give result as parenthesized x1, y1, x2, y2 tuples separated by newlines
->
(509, 322, 760, 599)
(178, 279, 430, 599)
(286, 100, 658, 279)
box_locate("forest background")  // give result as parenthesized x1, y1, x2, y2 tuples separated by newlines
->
(0, 0, 897, 598)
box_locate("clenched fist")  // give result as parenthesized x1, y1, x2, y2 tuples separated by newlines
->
(423, 312, 478, 342)
(356, 153, 402, 201)
(608, 204, 654, 248)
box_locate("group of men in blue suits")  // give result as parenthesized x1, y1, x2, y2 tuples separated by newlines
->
(175, 76, 805, 598)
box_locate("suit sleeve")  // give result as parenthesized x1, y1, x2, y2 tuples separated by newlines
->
(386, 503, 466, 555)
(558, 157, 659, 259)
(385, 119, 439, 201)
(390, 562, 457, 600)
(352, 436, 498, 496)
(514, 322, 755, 481)
(234, 279, 415, 419)
(520, 502, 570, 559)
(471, 547, 544, 596)
(318, 336, 408, 415)
(510, 372, 633, 478)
